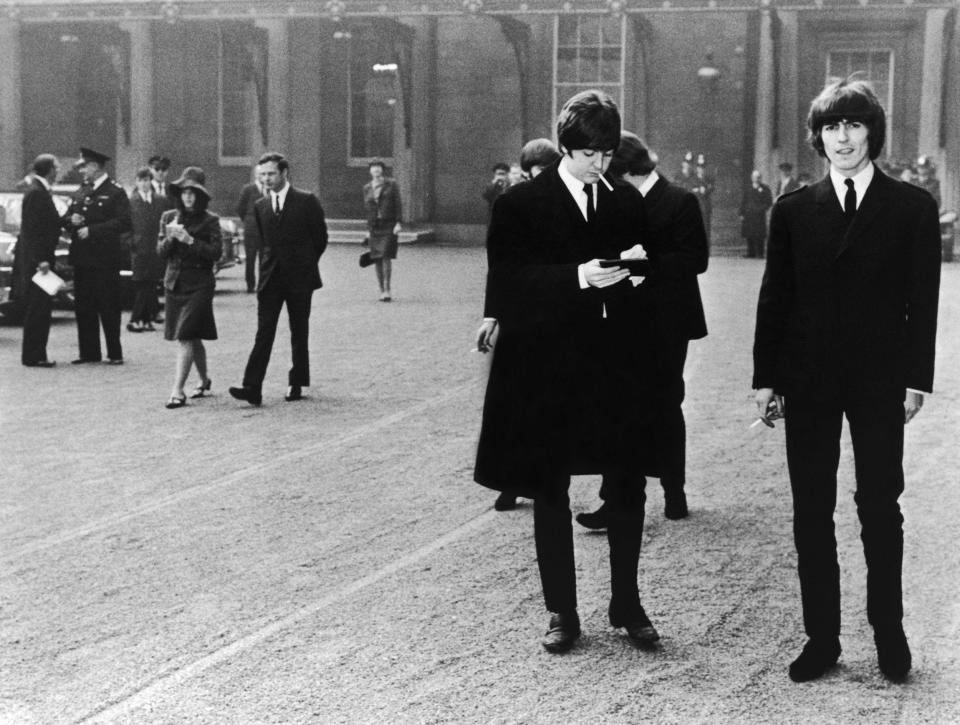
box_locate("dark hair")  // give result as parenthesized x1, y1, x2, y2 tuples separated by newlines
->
(607, 131, 656, 179)
(491, 162, 509, 173)
(173, 187, 209, 215)
(148, 155, 170, 171)
(807, 76, 886, 160)
(31, 154, 58, 178)
(556, 89, 621, 153)
(135, 166, 154, 181)
(519, 138, 561, 174)
(368, 159, 386, 171)
(258, 151, 290, 173)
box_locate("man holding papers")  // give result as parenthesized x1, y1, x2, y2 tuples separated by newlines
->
(19, 154, 62, 368)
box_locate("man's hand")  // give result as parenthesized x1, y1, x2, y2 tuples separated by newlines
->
(76, 227, 90, 240)
(69, 213, 85, 227)
(37, 261, 51, 275)
(754, 387, 783, 425)
(393, 222, 402, 236)
(581, 259, 630, 288)
(904, 391, 924, 424)
(475, 319, 498, 353)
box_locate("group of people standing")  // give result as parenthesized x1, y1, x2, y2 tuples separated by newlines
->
(473, 77, 940, 690)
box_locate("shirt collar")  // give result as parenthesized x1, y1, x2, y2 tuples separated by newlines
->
(638, 170, 659, 198)
(271, 182, 290, 207)
(557, 158, 598, 220)
(830, 162, 874, 209)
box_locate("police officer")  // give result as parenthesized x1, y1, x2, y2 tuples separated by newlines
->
(63, 147, 132, 364)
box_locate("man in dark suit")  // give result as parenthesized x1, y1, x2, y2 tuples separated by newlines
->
(475, 90, 661, 653)
(63, 147, 132, 365)
(19, 154, 63, 367)
(230, 152, 328, 405)
(753, 78, 941, 683)
(776, 161, 801, 198)
(740, 169, 773, 258)
(236, 162, 265, 293)
(577, 132, 708, 528)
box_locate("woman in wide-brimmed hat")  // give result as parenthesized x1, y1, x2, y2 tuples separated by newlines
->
(157, 166, 222, 408)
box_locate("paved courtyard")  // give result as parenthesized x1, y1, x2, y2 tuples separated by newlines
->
(1, 244, 958, 724)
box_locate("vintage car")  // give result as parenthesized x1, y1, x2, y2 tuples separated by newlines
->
(0, 188, 241, 323)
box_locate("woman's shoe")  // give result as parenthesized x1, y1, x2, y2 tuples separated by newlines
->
(165, 395, 187, 409)
(189, 378, 212, 399)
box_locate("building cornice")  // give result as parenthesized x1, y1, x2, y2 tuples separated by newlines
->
(2, 0, 955, 23)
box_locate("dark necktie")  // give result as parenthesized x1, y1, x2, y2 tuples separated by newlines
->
(273, 193, 281, 215)
(583, 183, 595, 224)
(843, 178, 856, 221)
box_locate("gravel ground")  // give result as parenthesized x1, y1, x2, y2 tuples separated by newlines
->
(1, 245, 958, 724)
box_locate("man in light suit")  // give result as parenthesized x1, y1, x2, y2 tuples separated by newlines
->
(753, 78, 941, 683)
(19, 154, 62, 367)
(230, 152, 328, 405)
(475, 90, 661, 653)
(577, 132, 708, 528)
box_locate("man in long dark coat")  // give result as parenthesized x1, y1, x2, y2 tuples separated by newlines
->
(740, 169, 773, 258)
(19, 154, 63, 367)
(474, 90, 660, 654)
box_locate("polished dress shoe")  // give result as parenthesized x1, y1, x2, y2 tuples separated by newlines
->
(788, 637, 841, 682)
(542, 611, 580, 653)
(23, 360, 56, 368)
(575, 503, 609, 530)
(610, 606, 660, 648)
(493, 492, 517, 511)
(229, 385, 262, 406)
(664, 490, 689, 520)
(875, 627, 911, 681)
(284, 385, 303, 402)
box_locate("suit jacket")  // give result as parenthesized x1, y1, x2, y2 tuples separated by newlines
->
(363, 178, 402, 229)
(16, 179, 61, 288)
(63, 176, 132, 270)
(641, 176, 708, 342)
(475, 163, 656, 491)
(157, 209, 223, 293)
(129, 192, 168, 281)
(753, 167, 941, 398)
(254, 186, 328, 292)
(236, 181, 264, 249)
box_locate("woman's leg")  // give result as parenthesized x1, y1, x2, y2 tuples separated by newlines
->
(374, 259, 385, 292)
(192, 340, 209, 385)
(171, 340, 195, 398)
(382, 258, 392, 296)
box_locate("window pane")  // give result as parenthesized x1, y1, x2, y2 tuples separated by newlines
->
(558, 16, 577, 46)
(600, 16, 620, 46)
(579, 16, 600, 46)
(600, 47, 621, 83)
(579, 46, 599, 82)
(557, 47, 577, 82)
(849, 52, 869, 75)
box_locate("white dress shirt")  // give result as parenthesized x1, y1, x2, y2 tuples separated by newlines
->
(271, 182, 291, 213)
(829, 162, 874, 212)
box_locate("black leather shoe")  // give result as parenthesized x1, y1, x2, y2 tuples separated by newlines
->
(106, 358, 124, 365)
(284, 385, 303, 402)
(24, 360, 56, 368)
(494, 492, 517, 511)
(610, 607, 660, 648)
(788, 638, 841, 682)
(664, 490, 689, 520)
(542, 611, 580, 653)
(71, 358, 100, 364)
(875, 627, 911, 681)
(229, 385, 262, 406)
(575, 503, 609, 530)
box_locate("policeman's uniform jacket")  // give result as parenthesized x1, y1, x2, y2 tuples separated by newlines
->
(64, 176, 132, 269)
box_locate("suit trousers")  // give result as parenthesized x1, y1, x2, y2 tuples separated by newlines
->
(73, 267, 122, 361)
(242, 282, 313, 389)
(130, 280, 159, 324)
(21, 280, 53, 365)
(534, 470, 646, 616)
(784, 392, 906, 639)
(244, 245, 259, 292)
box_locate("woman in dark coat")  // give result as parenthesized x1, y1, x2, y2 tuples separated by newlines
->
(157, 167, 222, 408)
(362, 160, 402, 301)
(127, 166, 169, 331)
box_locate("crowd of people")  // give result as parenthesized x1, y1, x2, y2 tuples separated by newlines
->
(473, 78, 940, 689)
(13, 76, 943, 687)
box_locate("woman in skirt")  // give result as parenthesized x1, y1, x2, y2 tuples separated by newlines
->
(157, 167, 222, 408)
(362, 160, 402, 301)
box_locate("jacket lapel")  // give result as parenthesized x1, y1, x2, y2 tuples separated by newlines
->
(835, 166, 891, 259)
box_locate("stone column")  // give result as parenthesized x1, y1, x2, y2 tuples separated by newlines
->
(400, 16, 437, 222)
(255, 19, 290, 154)
(117, 21, 155, 186)
(918, 9, 948, 166)
(776, 11, 800, 173)
(0, 18, 24, 186)
(753, 8, 776, 183)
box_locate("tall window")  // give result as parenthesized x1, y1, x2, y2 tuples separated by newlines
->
(826, 50, 894, 151)
(553, 15, 625, 118)
(348, 28, 398, 164)
(218, 24, 267, 165)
